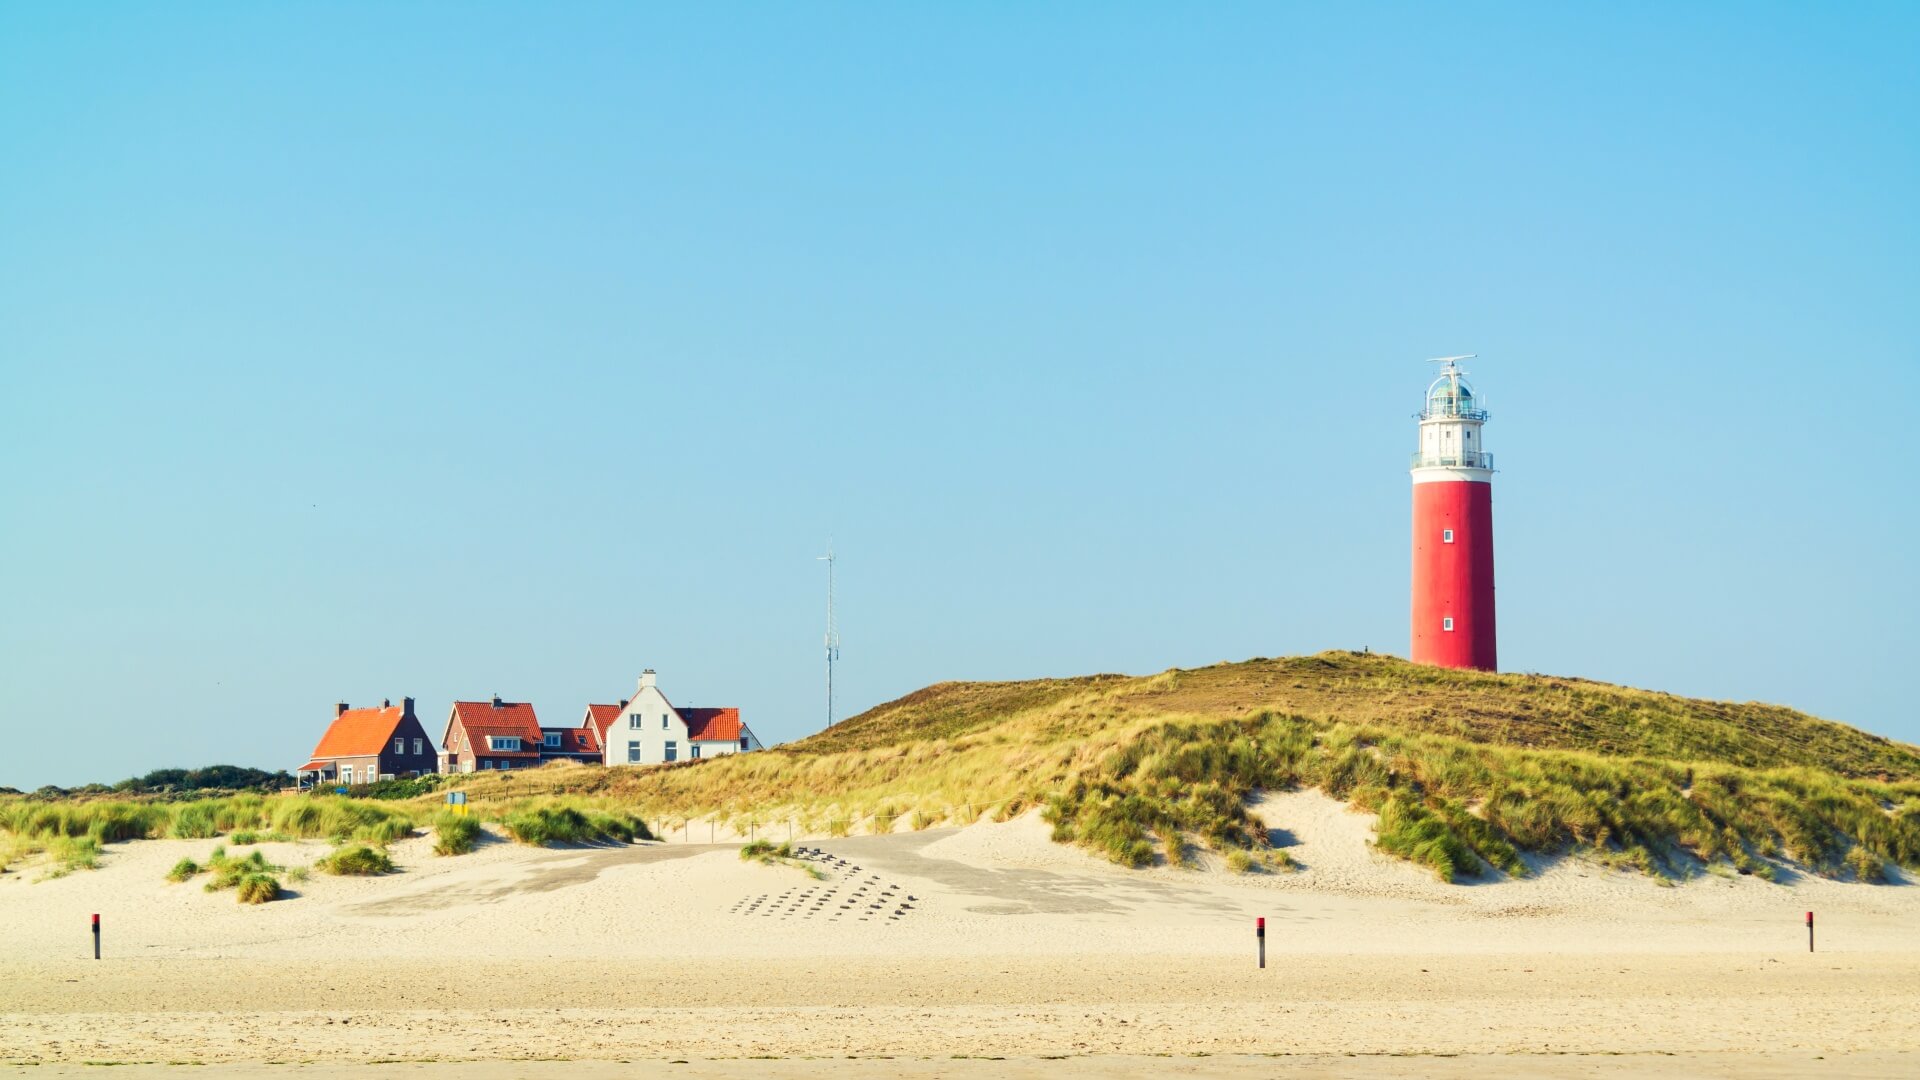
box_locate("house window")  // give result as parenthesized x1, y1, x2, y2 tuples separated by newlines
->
(394, 738, 405, 755)
(664, 740, 678, 762)
(691, 745, 701, 759)
(413, 738, 423, 755)
(627, 741, 640, 763)
(341, 766, 355, 784)
(543, 732, 561, 749)
(740, 737, 750, 752)
(488, 736, 522, 752)
(1442, 529, 1455, 544)
(629, 714, 640, 729)
(1443, 617, 1455, 632)
(661, 714, 669, 729)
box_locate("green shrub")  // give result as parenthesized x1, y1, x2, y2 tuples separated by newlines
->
(167, 857, 201, 883)
(1226, 849, 1253, 874)
(236, 873, 281, 904)
(316, 845, 395, 876)
(432, 813, 482, 856)
(231, 831, 259, 845)
(355, 775, 447, 800)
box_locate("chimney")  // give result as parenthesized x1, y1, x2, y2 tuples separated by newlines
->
(492, 694, 504, 709)
(382, 698, 391, 708)
(336, 702, 349, 717)
(638, 670, 657, 691)
(619, 699, 629, 709)
(402, 696, 414, 716)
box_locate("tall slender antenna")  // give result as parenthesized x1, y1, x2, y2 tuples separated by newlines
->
(817, 540, 840, 727)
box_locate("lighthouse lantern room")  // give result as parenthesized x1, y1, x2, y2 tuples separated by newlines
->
(1410, 356, 1498, 671)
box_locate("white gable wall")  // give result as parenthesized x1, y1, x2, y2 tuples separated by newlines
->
(602, 672, 764, 765)
(604, 683, 688, 766)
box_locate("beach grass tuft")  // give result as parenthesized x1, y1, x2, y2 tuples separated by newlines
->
(500, 801, 650, 846)
(316, 844, 395, 876)
(432, 813, 483, 856)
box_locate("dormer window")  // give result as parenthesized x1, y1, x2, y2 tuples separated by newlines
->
(488, 736, 522, 752)
(542, 732, 561, 749)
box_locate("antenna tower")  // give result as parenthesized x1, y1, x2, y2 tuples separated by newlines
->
(817, 540, 841, 727)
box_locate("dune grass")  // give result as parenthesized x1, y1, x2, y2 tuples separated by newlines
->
(740, 839, 826, 879)
(235, 873, 282, 904)
(316, 844, 395, 876)
(499, 801, 650, 846)
(167, 845, 289, 902)
(432, 813, 482, 856)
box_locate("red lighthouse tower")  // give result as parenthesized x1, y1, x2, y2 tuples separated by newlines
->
(1410, 356, 1497, 671)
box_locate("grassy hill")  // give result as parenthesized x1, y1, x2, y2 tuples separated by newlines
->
(7, 652, 1919, 885)
(434, 651, 1920, 882)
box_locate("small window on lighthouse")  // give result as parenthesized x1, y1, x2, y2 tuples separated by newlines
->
(1442, 529, 1455, 543)
(1443, 617, 1455, 632)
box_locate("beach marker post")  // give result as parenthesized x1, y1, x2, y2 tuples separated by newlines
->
(1807, 911, 1814, 952)
(1257, 917, 1265, 969)
(91, 913, 100, 960)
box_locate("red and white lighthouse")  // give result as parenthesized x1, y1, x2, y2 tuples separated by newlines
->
(1410, 356, 1497, 671)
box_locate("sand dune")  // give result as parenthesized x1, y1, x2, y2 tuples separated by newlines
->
(4, 793, 1917, 1075)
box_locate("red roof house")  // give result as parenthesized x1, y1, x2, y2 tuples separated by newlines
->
(297, 698, 437, 786)
(440, 697, 546, 773)
(599, 671, 761, 766)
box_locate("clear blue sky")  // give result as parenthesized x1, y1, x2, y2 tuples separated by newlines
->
(2, 3, 1916, 788)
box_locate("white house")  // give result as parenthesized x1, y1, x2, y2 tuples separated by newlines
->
(594, 670, 762, 766)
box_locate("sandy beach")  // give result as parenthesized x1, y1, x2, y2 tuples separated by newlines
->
(4, 794, 1917, 1076)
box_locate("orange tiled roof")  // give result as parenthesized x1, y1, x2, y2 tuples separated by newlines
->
(539, 726, 600, 754)
(451, 700, 543, 757)
(310, 705, 407, 760)
(584, 704, 623, 742)
(682, 707, 743, 743)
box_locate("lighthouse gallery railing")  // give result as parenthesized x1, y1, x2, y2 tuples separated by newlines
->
(1410, 450, 1495, 470)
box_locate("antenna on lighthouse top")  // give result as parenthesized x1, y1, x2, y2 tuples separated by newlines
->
(817, 540, 840, 728)
(1427, 354, 1477, 376)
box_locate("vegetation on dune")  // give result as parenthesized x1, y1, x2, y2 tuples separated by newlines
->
(500, 801, 651, 846)
(432, 812, 483, 856)
(741, 839, 826, 879)
(435, 651, 1919, 884)
(0, 794, 413, 849)
(5, 652, 1918, 886)
(316, 844, 395, 876)
(235, 872, 282, 904)
(170, 845, 291, 902)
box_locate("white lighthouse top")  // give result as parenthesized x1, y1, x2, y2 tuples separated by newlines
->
(1412, 355, 1493, 482)
(1421, 355, 1490, 422)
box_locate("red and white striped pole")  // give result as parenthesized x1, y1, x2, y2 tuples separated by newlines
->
(91, 914, 100, 960)
(1806, 911, 1814, 953)
(1256, 917, 1265, 969)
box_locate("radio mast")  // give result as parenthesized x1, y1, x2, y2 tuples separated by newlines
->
(817, 540, 841, 727)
